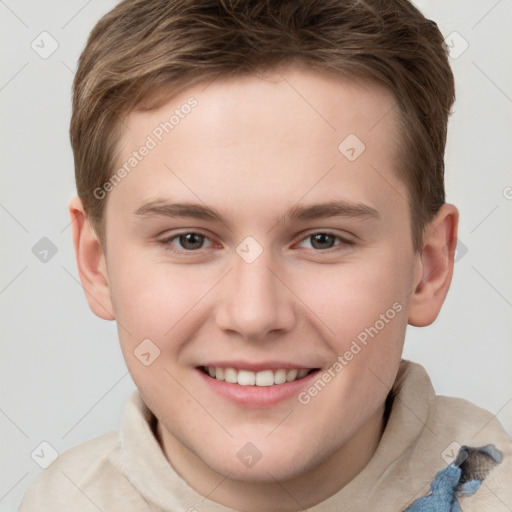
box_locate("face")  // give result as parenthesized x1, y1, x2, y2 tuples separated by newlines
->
(101, 68, 421, 487)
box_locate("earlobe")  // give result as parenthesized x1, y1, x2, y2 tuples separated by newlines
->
(408, 203, 459, 327)
(68, 196, 115, 321)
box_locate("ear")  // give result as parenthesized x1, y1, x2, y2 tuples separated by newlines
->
(408, 203, 459, 327)
(68, 196, 115, 321)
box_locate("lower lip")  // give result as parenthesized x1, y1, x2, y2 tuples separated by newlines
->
(196, 368, 321, 408)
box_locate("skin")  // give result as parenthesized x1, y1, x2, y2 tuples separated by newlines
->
(69, 66, 458, 511)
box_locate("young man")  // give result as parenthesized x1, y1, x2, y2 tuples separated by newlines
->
(20, 0, 512, 510)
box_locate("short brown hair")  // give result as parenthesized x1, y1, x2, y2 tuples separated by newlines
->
(70, 0, 455, 252)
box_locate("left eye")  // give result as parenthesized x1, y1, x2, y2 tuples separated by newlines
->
(297, 232, 345, 250)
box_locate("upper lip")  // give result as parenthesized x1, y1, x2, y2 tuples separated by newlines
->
(198, 360, 320, 372)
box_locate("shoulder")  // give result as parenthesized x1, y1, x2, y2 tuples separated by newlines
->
(18, 429, 145, 511)
(431, 393, 512, 453)
(396, 361, 511, 452)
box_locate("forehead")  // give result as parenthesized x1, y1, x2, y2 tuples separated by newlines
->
(127, 68, 399, 145)
(109, 68, 406, 226)
(122, 66, 399, 140)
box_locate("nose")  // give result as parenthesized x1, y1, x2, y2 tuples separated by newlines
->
(215, 245, 296, 342)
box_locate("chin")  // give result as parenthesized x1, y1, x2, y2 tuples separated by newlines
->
(201, 438, 329, 483)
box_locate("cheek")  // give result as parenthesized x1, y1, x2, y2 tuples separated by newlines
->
(108, 248, 199, 333)
(107, 254, 204, 407)
(300, 251, 411, 342)
(295, 257, 409, 427)
(313, 251, 411, 403)
(106, 250, 191, 373)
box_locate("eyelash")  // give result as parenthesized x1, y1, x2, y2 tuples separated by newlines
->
(158, 230, 354, 255)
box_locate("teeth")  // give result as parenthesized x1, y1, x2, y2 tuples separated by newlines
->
(204, 366, 313, 386)
(238, 369, 256, 386)
(274, 369, 287, 385)
(286, 369, 298, 382)
(255, 370, 274, 387)
(224, 367, 237, 383)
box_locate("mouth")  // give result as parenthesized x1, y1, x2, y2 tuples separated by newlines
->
(195, 359, 323, 407)
(199, 365, 319, 386)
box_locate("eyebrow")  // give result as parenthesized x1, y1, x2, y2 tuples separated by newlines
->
(134, 198, 379, 226)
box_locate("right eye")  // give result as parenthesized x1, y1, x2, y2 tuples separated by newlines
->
(159, 231, 215, 253)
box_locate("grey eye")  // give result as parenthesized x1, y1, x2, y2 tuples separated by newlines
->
(177, 233, 207, 250)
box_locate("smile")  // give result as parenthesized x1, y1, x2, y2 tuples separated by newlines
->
(200, 366, 317, 386)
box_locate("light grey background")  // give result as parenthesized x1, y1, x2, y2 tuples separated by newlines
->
(1, 0, 511, 510)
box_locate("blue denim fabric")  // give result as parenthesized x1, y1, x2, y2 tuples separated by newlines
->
(404, 445, 501, 512)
